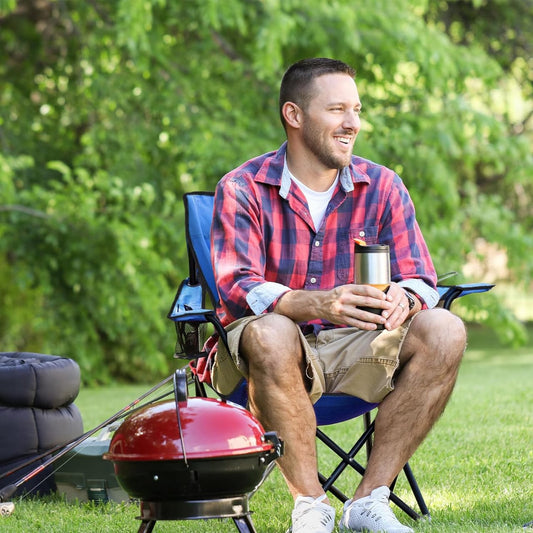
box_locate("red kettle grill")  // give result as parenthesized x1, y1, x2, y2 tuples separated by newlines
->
(104, 369, 283, 533)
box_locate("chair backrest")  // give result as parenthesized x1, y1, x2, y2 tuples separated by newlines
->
(184, 192, 218, 304)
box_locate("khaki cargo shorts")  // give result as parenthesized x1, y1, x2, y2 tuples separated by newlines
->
(211, 314, 413, 404)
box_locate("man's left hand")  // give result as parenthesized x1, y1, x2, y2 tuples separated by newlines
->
(381, 283, 418, 330)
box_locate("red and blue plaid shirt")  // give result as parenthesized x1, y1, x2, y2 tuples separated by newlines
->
(212, 142, 438, 330)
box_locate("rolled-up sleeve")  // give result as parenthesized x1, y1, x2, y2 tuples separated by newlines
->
(212, 176, 274, 325)
(398, 279, 439, 309)
(246, 282, 292, 315)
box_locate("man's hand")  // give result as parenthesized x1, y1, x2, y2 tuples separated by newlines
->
(275, 282, 416, 331)
(319, 284, 391, 330)
(380, 283, 417, 330)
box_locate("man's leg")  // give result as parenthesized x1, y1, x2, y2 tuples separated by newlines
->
(353, 308, 467, 499)
(239, 313, 325, 499)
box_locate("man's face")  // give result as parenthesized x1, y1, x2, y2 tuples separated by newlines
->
(300, 73, 361, 170)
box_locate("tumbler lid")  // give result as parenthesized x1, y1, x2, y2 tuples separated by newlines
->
(354, 243, 389, 253)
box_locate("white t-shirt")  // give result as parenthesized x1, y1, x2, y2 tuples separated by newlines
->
(285, 163, 339, 231)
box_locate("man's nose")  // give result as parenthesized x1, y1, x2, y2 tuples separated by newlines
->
(343, 110, 360, 130)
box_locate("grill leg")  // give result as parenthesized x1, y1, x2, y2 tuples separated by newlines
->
(137, 520, 156, 533)
(233, 514, 258, 533)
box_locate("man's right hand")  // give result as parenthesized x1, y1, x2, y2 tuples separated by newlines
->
(274, 284, 394, 330)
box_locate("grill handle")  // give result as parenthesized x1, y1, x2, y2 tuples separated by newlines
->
(263, 431, 284, 463)
(173, 368, 189, 466)
(173, 368, 188, 404)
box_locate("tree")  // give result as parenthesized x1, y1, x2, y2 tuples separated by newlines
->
(0, 0, 531, 382)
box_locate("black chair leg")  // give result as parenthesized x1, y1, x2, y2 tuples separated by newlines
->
(402, 462, 430, 518)
(318, 471, 349, 502)
(317, 424, 429, 521)
(363, 411, 373, 457)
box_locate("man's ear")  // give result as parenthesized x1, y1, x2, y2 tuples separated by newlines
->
(282, 101, 302, 129)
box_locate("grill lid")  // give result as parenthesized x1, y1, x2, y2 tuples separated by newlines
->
(105, 396, 275, 462)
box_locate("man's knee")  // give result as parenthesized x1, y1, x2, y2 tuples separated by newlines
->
(407, 309, 466, 368)
(413, 308, 465, 342)
(241, 313, 303, 369)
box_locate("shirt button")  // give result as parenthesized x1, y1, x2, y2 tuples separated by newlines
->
(314, 240, 320, 246)
(359, 231, 365, 237)
(310, 277, 317, 284)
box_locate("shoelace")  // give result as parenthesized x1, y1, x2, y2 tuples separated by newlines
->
(358, 494, 397, 523)
(294, 495, 334, 528)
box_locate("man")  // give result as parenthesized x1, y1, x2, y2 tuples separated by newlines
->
(210, 58, 466, 533)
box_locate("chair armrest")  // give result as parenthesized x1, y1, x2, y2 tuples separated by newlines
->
(169, 307, 218, 323)
(437, 283, 495, 310)
(167, 278, 210, 321)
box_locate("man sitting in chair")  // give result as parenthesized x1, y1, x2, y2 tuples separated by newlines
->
(210, 57, 466, 533)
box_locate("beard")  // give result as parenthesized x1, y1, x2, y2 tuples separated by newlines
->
(301, 122, 353, 170)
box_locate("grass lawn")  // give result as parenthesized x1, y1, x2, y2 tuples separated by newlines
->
(1, 324, 532, 532)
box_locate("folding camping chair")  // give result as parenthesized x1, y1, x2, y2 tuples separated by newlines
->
(168, 191, 494, 529)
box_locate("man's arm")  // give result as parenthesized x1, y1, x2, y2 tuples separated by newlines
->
(275, 280, 421, 331)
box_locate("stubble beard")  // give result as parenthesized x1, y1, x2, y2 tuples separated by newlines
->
(302, 123, 353, 170)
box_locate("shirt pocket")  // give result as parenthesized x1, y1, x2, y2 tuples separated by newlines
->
(336, 226, 380, 283)
(350, 226, 379, 245)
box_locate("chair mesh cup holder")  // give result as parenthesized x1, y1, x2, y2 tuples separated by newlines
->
(173, 320, 208, 359)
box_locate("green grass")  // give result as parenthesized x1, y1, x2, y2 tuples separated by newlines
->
(2, 325, 533, 532)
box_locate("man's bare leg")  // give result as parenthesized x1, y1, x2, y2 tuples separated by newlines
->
(239, 313, 325, 500)
(353, 308, 466, 499)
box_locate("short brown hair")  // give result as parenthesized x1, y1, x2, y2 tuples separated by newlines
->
(279, 58, 356, 129)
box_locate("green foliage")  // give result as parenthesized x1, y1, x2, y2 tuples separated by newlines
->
(0, 0, 532, 381)
(0, 154, 183, 383)
(0, 0, 16, 16)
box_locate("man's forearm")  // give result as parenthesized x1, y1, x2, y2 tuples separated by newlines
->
(273, 289, 329, 323)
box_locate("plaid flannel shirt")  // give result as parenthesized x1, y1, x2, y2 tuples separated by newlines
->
(212, 142, 438, 331)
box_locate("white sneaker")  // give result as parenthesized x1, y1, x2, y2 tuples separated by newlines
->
(290, 494, 336, 533)
(339, 486, 414, 533)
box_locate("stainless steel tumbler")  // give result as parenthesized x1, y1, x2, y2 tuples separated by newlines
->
(354, 243, 390, 327)
(354, 243, 391, 289)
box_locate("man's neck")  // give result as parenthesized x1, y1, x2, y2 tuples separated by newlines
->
(285, 147, 338, 192)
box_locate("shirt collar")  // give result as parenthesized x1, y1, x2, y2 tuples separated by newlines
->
(253, 142, 369, 198)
